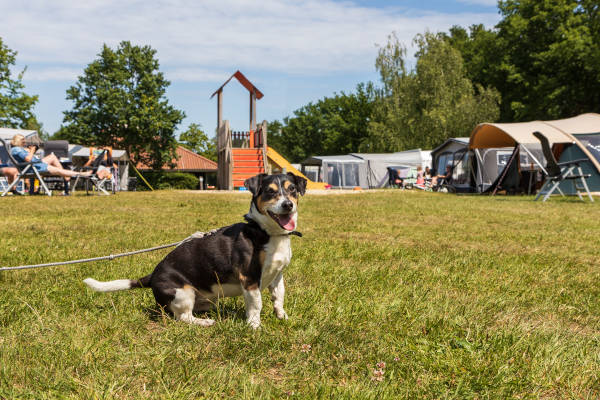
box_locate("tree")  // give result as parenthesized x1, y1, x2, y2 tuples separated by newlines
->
(59, 41, 185, 169)
(267, 83, 375, 162)
(0, 37, 41, 130)
(448, 1, 600, 121)
(362, 32, 500, 152)
(179, 123, 216, 162)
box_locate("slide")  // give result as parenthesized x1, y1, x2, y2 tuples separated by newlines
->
(266, 146, 327, 190)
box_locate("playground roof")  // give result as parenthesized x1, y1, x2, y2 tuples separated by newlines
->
(137, 146, 217, 172)
(210, 70, 264, 100)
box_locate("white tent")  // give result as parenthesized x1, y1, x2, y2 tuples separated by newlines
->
(301, 155, 368, 188)
(0, 128, 42, 145)
(301, 149, 431, 189)
(351, 149, 431, 188)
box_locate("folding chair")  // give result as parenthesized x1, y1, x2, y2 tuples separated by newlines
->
(42, 140, 72, 194)
(533, 131, 594, 202)
(0, 137, 53, 196)
(73, 148, 115, 195)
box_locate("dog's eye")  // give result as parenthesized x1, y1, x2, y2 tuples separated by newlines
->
(266, 188, 277, 195)
(288, 184, 296, 192)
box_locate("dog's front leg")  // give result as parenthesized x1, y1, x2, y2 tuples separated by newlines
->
(243, 287, 262, 329)
(269, 273, 288, 320)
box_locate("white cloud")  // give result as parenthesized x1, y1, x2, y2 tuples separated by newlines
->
(20, 66, 81, 81)
(0, 0, 500, 81)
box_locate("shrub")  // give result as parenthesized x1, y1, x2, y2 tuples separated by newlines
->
(137, 171, 199, 190)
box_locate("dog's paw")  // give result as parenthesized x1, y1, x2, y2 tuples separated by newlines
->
(274, 308, 288, 320)
(247, 317, 261, 330)
(199, 318, 216, 327)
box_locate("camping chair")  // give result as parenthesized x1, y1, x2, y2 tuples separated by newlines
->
(533, 131, 594, 202)
(42, 140, 72, 194)
(0, 137, 54, 196)
(73, 148, 115, 195)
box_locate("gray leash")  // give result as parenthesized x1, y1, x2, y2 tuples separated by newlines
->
(0, 230, 216, 272)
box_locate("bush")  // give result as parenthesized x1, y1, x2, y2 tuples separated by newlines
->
(137, 171, 198, 190)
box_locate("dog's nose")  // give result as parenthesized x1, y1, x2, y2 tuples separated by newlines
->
(282, 200, 293, 212)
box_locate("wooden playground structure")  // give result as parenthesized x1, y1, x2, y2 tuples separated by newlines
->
(212, 70, 326, 190)
(212, 70, 269, 189)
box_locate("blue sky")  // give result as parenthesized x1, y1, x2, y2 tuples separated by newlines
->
(1, 0, 500, 138)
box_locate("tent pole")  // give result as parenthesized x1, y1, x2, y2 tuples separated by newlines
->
(520, 144, 547, 175)
(474, 149, 486, 192)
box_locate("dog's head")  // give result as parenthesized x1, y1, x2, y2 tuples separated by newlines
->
(244, 173, 307, 234)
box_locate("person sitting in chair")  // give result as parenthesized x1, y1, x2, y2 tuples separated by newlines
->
(416, 166, 425, 186)
(10, 134, 91, 181)
(83, 147, 117, 180)
(431, 165, 452, 187)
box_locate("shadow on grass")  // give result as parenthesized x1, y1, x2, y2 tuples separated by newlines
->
(141, 300, 246, 323)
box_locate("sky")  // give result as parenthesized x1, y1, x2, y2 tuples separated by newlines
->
(0, 0, 501, 138)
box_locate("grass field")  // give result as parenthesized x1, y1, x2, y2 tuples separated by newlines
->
(1, 190, 599, 399)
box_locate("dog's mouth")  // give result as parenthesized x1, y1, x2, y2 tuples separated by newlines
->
(267, 211, 296, 231)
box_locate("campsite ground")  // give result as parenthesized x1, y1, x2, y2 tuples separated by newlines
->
(0, 190, 599, 399)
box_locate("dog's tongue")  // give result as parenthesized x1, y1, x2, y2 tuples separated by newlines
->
(278, 214, 295, 231)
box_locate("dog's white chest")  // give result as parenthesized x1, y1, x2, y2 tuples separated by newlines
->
(260, 235, 291, 289)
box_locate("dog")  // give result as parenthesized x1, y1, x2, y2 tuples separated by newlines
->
(83, 172, 307, 329)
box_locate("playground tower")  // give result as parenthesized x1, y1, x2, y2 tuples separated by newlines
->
(211, 71, 269, 189)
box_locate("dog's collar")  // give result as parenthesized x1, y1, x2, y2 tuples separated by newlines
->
(244, 215, 302, 237)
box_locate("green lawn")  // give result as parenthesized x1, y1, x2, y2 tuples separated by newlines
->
(1, 190, 599, 399)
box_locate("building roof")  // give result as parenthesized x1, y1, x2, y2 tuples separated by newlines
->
(137, 146, 218, 172)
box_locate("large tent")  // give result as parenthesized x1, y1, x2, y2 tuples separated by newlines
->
(300, 155, 368, 188)
(469, 113, 600, 194)
(301, 149, 432, 189)
(350, 149, 431, 188)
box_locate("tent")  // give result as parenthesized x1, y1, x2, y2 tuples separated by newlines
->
(300, 155, 368, 188)
(469, 113, 600, 194)
(430, 138, 473, 192)
(350, 149, 431, 188)
(301, 150, 432, 189)
(0, 128, 42, 146)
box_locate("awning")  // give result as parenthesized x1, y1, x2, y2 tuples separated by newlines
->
(469, 121, 574, 148)
(68, 144, 128, 161)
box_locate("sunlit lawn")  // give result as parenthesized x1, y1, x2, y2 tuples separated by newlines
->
(0, 190, 599, 399)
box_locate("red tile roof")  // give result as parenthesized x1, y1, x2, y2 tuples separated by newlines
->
(137, 146, 217, 172)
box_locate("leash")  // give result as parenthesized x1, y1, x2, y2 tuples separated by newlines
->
(0, 230, 219, 272)
(0, 241, 182, 272)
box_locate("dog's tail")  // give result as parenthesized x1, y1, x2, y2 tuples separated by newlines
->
(83, 274, 152, 292)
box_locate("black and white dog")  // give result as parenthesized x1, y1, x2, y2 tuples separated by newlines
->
(84, 173, 307, 329)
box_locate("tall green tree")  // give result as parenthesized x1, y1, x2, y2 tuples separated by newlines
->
(0, 38, 41, 130)
(363, 32, 500, 152)
(448, 1, 600, 121)
(59, 41, 185, 169)
(179, 123, 216, 162)
(268, 83, 375, 163)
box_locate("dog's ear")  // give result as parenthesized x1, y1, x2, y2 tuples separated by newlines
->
(244, 174, 267, 196)
(287, 172, 307, 196)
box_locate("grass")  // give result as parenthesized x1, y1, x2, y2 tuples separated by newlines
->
(0, 190, 599, 399)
